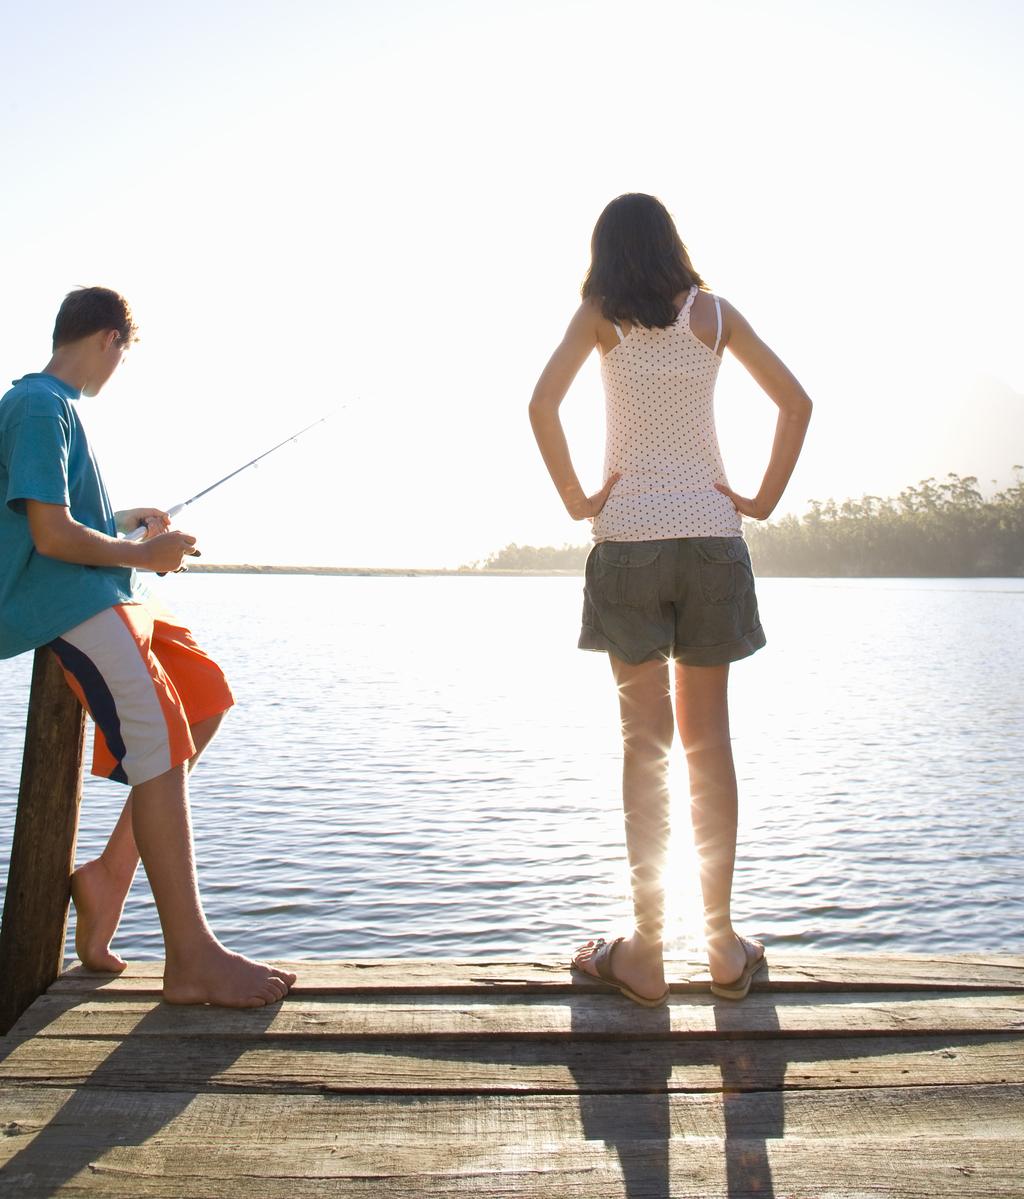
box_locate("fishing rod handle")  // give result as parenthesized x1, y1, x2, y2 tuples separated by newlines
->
(123, 502, 186, 542)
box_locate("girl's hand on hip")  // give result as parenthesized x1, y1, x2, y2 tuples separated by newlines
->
(568, 472, 621, 521)
(714, 482, 771, 520)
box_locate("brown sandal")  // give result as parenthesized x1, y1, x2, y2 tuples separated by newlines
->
(709, 936, 767, 1000)
(570, 936, 670, 1008)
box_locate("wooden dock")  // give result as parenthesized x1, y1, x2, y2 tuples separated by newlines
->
(1, 952, 1022, 1196)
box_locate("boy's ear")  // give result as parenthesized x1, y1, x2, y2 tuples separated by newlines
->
(101, 329, 120, 352)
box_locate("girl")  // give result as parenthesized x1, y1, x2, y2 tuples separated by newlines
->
(529, 193, 812, 1004)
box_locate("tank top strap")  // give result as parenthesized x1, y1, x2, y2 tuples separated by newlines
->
(678, 284, 699, 324)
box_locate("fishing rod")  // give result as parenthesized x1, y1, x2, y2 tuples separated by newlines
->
(124, 412, 334, 543)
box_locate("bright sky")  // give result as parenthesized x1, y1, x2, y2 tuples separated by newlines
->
(1, 0, 1021, 567)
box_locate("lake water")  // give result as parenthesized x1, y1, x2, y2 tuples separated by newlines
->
(1, 574, 1022, 961)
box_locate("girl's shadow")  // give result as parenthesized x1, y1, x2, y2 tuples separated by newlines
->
(568, 961, 783, 1199)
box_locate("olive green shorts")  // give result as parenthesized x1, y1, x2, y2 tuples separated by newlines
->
(579, 536, 767, 667)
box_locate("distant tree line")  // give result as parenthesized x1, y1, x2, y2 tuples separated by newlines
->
(466, 542, 589, 572)
(746, 469, 1023, 576)
(471, 469, 1024, 576)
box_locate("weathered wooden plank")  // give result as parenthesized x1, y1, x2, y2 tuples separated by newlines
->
(1, 1033, 1020, 1093)
(0, 648, 85, 1035)
(10, 991, 1024, 1041)
(2, 1083, 1022, 1149)
(0, 1134, 1021, 1197)
(49, 953, 1024, 996)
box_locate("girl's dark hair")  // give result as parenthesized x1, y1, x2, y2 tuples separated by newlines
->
(581, 193, 706, 329)
(52, 287, 138, 350)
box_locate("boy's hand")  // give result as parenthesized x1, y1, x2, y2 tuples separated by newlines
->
(132, 530, 200, 574)
(116, 508, 171, 539)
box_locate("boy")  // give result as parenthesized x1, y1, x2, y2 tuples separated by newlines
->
(0, 287, 295, 1007)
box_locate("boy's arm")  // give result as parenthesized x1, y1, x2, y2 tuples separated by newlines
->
(26, 501, 198, 573)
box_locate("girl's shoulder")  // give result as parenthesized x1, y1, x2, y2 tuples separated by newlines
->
(580, 295, 609, 323)
(582, 295, 635, 357)
(690, 289, 738, 354)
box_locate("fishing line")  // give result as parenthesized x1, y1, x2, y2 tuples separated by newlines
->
(124, 410, 339, 544)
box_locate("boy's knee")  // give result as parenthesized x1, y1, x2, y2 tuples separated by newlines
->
(190, 711, 225, 735)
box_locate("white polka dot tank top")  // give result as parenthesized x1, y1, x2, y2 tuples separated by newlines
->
(592, 283, 742, 543)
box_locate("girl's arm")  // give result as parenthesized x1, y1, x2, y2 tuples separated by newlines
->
(715, 300, 813, 520)
(528, 301, 621, 520)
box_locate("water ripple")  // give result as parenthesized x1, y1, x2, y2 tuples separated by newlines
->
(1, 574, 1022, 959)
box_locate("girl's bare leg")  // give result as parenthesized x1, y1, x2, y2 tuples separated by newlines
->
(71, 712, 226, 971)
(674, 661, 762, 985)
(573, 654, 673, 1001)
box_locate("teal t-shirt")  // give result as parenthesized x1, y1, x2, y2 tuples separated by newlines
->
(0, 372, 137, 659)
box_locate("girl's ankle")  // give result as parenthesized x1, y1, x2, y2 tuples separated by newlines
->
(630, 930, 664, 955)
(704, 925, 736, 944)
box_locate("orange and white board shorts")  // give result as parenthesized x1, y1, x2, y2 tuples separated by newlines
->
(47, 596, 234, 786)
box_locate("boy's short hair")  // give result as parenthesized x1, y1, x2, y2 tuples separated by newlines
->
(52, 287, 139, 350)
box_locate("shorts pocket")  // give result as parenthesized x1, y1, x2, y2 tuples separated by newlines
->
(593, 541, 663, 608)
(694, 537, 750, 605)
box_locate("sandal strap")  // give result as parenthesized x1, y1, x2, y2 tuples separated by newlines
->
(591, 936, 624, 984)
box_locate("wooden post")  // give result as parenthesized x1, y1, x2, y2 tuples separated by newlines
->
(0, 647, 85, 1034)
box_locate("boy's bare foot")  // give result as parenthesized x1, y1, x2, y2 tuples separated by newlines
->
(163, 942, 297, 1008)
(707, 931, 764, 986)
(572, 932, 667, 1002)
(70, 858, 133, 973)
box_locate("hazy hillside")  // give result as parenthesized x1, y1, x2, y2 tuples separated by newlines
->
(471, 468, 1024, 577)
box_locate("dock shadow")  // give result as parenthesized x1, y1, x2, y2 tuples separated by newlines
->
(1, 967, 996, 1196)
(0, 977, 283, 1196)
